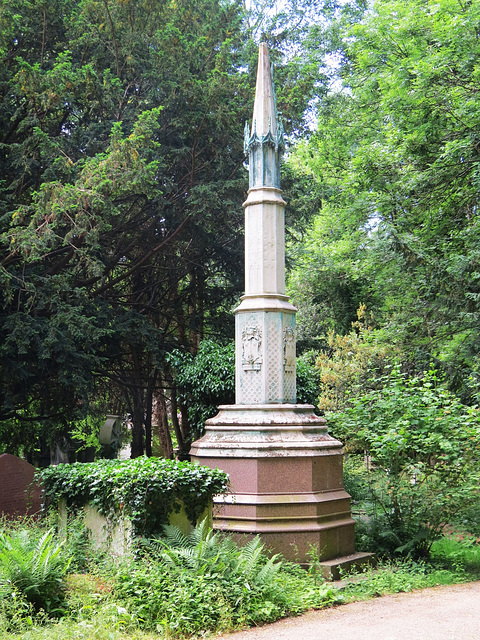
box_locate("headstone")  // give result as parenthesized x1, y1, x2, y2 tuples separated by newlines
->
(0, 453, 43, 517)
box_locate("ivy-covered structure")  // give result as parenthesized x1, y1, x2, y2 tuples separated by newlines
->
(37, 457, 229, 541)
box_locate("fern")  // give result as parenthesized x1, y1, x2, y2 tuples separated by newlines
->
(0, 527, 70, 614)
(151, 519, 282, 587)
(161, 524, 191, 549)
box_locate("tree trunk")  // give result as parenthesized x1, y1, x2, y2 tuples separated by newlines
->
(130, 385, 144, 458)
(145, 384, 153, 457)
(169, 386, 186, 458)
(153, 388, 174, 459)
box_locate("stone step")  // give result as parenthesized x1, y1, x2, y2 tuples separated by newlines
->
(319, 552, 376, 581)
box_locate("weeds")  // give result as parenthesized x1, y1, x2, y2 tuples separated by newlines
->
(115, 520, 342, 636)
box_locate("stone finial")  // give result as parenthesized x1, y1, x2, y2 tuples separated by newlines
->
(244, 43, 285, 188)
(252, 43, 277, 138)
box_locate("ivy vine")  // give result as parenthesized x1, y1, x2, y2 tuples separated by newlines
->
(36, 457, 229, 537)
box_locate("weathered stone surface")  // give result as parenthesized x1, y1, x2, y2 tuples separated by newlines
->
(191, 43, 359, 566)
(0, 453, 42, 517)
(191, 405, 356, 562)
(58, 499, 212, 557)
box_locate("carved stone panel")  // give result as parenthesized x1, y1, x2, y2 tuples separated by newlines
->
(283, 326, 295, 372)
(242, 325, 263, 371)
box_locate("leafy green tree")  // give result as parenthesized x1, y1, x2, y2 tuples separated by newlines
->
(288, 0, 480, 396)
(1, 0, 329, 458)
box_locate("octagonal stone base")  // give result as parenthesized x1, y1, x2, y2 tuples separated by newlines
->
(190, 404, 356, 563)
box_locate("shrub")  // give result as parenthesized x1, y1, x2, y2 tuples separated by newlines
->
(37, 457, 229, 537)
(168, 340, 235, 440)
(329, 366, 480, 558)
(316, 305, 396, 413)
(296, 350, 322, 407)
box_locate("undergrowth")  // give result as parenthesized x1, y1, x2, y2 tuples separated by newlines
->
(114, 519, 342, 636)
(1, 516, 479, 640)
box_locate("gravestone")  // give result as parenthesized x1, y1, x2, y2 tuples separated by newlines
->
(0, 453, 43, 517)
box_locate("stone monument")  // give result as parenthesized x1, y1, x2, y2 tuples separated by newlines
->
(191, 44, 369, 572)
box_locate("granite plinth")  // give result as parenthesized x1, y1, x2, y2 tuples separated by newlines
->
(190, 405, 356, 563)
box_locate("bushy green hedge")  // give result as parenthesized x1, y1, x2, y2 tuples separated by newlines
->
(36, 458, 229, 537)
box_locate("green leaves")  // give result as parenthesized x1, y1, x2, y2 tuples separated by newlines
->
(115, 519, 341, 635)
(168, 340, 235, 439)
(288, 0, 480, 396)
(0, 528, 69, 615)
(330, 366, 480, 557)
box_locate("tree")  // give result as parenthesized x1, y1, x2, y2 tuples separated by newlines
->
(288, 0, 480, 396)
(0, 0, 327, 458)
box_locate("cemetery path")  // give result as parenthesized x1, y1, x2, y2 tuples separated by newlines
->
(215, 581, 480, 640)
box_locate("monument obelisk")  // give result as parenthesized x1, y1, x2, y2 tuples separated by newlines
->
(191, 44, 362, 568)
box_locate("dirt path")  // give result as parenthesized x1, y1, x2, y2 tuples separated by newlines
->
(215, 582, 480, 640)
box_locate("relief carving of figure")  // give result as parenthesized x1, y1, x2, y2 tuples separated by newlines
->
(242, 326, 262, 371)
(283, 326, 295, 372)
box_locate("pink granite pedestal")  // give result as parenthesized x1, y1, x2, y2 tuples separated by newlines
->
(190, 404, 356, 563)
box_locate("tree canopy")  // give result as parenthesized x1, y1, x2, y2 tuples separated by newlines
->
(288, 0, 480, 398)
(2, 0, 480, 459)
(0, 0, 325, 458)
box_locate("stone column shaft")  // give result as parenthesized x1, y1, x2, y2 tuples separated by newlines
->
(235, 43, 296, 405)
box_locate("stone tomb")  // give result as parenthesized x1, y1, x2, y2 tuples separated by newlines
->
(0, 453, 43, 517)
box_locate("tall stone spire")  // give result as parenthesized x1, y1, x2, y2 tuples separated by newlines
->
(244, 43, 284, 189)
(253, 43, 277, 137)
(236, 43, 295, 404)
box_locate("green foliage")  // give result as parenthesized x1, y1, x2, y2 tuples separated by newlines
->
(168, 340, 235, 440)
(341, 557, 469, 601)
(330, 367, 480, 558)
(1, 518, 479, 639)
(61, 514, 96, 573)
(37, 458, 229, 537)
(288, 0, 480, 396)
(342, 454, 371, 505)
(0, 605, 158, 640)
(0, 0, 325, 457)
(115, 520, 343, 636)
(431, 536, 480, 576)
(0, 527, 69, 616)
(316, 306, 397, 414)
(296, 350, 322, 407)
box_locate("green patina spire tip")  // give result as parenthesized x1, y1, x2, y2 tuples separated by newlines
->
(244, 43, 284, 189)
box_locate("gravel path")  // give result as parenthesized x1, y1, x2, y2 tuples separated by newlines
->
(215, 582, 480, 640)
